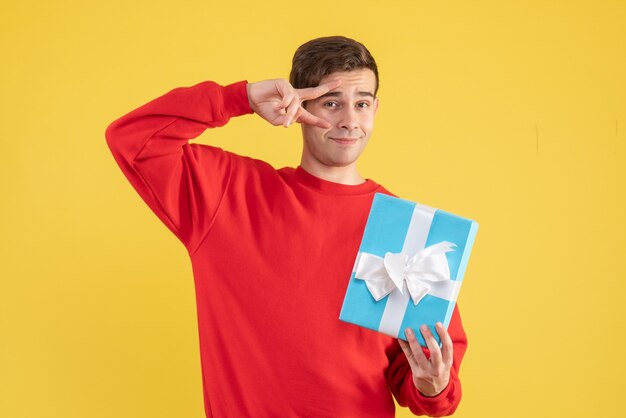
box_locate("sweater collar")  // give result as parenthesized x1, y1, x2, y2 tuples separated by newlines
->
(288, 166, 381, 196)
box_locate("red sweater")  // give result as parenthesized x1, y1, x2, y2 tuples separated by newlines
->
(105, 80, 467, 417)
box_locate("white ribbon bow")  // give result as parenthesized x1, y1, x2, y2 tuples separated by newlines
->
(354, 241, 456, 305)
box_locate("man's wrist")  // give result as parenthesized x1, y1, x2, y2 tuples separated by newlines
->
(415, 377, 450, 398)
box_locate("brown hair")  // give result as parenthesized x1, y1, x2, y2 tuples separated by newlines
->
(289, 36, 379, 95)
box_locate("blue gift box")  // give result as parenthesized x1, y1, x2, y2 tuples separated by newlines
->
(339, 193, 478, 346)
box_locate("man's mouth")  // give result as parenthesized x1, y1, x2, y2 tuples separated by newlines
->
(330, 137, 360, 144)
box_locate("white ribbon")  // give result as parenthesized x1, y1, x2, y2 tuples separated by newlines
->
(354, 241, 456, 306)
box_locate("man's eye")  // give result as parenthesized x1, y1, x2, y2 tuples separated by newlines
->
(357, 102, 370, 109)
(324, 101, 339, 108)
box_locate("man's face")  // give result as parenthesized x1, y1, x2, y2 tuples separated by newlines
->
(300, 68, 379, 170)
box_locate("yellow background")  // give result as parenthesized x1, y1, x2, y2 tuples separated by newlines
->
(2, 1, 625, 417)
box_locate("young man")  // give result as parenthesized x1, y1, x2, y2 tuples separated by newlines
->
(106, 36, 467, 417)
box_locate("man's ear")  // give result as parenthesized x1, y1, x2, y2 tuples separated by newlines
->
(374, 97, 380, 113)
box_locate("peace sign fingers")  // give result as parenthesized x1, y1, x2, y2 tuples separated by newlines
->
(296, 79, 342, 101)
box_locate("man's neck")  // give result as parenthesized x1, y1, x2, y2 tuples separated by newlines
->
(299, 159, 365, 185)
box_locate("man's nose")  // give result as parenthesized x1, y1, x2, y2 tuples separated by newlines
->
(338, 108, 359, 131)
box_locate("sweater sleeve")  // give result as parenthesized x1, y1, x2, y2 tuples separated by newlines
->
(105, 80, 253, 252)
(385, 305, 468, 417)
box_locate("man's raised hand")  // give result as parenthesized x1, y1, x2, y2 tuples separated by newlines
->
(246, 78, 341, 128)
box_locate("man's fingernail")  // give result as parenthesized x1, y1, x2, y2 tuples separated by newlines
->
(406, 328, 413, 336)
(420, 324, 428, 332)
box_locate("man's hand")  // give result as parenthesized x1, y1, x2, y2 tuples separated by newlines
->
(246, 78, 341, 128)
(398, 323, 454, 397)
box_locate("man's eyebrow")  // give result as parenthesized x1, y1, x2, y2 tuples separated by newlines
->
(318, 91, 376, 99)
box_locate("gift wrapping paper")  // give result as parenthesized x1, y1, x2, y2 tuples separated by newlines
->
(339, 193, 479, 345)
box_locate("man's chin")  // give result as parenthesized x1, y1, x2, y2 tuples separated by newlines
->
(324, 155, 362, 168)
